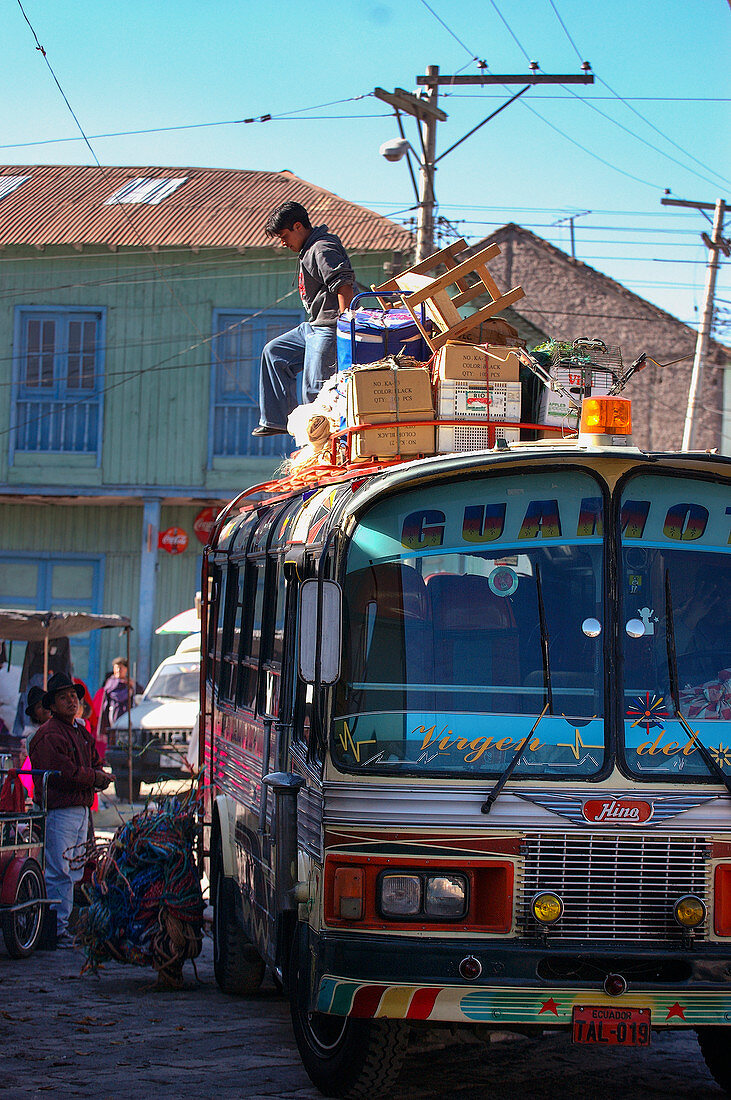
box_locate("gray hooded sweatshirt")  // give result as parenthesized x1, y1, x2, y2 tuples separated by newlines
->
(298, 225, 355, 327)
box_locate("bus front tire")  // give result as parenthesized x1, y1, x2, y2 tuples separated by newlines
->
(212, 840, 265, 996)
(697, 1027, 731, 1092)
(289, 927, 408, 1099)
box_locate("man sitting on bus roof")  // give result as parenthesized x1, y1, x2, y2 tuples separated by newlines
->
(253, 201, 355, 438)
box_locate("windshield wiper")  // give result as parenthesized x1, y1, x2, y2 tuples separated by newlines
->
(481, 702, 550, 814)
(535, 563, 554, 715)
(664, 570, 731, 796)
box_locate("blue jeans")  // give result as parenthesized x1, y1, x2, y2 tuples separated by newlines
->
(259, 322, 337, 430)
(45, 805, 89, 935)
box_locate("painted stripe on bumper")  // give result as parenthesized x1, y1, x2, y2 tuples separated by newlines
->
(315, 979, 731, 1027)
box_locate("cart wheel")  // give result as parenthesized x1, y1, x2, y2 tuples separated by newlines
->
(1, 858, 46, 958)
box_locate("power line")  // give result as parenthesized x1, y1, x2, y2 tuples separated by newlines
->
(546, 0, 731, 190)
(416, 0, 478, 61)
(487, 0, 532, 64)
(441, 95, 731, 102)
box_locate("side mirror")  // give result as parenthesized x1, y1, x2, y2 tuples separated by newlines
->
(298, 578, 342, 685)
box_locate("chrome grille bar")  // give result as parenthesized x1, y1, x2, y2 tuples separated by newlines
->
(521, 833, 709, 941)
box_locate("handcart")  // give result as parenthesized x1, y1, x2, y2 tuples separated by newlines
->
(0, 768, 53, 957)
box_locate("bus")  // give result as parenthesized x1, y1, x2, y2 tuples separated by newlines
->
(201, 401, 731, 1098)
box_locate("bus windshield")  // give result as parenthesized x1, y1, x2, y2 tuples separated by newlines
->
(334, 470, 607, 778)
(620, 473, 731, 781)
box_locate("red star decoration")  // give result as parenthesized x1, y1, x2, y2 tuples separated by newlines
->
(666, 1002, 686, 1021)
(539, 998, 560, 1016)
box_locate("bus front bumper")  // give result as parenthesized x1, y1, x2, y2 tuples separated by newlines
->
(312, 933, 731, 1028)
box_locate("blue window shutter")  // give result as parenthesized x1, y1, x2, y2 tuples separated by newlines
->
(212, 309, 301, 457)
(14, 308, 104, 455)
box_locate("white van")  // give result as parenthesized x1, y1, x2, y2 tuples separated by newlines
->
(107, 634, 200, 800)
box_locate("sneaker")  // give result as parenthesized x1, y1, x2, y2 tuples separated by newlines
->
(56, 933, 76, 949)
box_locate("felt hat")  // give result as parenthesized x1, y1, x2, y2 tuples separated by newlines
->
(24, 685, 47, 719)
(41, 672, 85, 710)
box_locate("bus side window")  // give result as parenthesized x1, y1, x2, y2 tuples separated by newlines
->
(218, 564, 243, 704)
(206, 563, 222, 685)
(238, 558, 265, 712)
(260, 555, 287, 719)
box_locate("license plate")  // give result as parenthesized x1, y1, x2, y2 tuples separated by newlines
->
(159, 752, 186, 770)
(572, 1006, 651, 1046)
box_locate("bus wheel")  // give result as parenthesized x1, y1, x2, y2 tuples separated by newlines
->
(696, 1028, 731, 1092)
(289, 927, 408, 1099)
(212, 838, 265, 995)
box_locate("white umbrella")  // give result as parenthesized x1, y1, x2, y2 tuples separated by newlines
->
(155, 608, 200, 635)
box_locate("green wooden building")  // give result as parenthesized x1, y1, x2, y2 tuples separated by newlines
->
(0, 165, 412, 693)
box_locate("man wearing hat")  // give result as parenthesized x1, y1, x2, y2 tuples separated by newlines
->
(29, 673, 111, 946)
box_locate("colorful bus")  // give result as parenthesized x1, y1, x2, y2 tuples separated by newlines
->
(202, 410, 731, 1098)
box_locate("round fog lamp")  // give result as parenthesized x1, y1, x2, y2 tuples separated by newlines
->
(531, 891, 563, 925)
(673, 894, 706, 928)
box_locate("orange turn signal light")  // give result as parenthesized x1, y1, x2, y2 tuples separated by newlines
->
(334, 866, 364, 921)
(580, 396, 632, 436)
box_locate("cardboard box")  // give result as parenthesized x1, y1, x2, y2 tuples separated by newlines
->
(347, 365, 433, 423)
(351, 421, 435, 460)
(537, 367, 612, 431)
(347, 364, 434, 459)
(438, 380, 522, 422)
(436, 342, 521, 383)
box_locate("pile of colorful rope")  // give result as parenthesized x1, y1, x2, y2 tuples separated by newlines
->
(77, 788, 204, 988)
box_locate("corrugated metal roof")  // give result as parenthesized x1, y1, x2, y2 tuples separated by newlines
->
(0, 164, 414, 252)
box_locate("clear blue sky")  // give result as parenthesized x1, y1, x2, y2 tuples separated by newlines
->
(4, 0, 730, 339)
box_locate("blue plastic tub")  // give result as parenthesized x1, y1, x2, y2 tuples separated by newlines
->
(336, 306, 429, 371)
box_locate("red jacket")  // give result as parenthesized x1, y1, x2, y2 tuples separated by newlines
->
(29, 715, 102, 810)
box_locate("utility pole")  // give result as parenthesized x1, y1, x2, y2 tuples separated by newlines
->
(417, 64, 440, 264)
(375, 65, 594, 262)
(552, 209, 591, 260)
(662, 195, 729, 449)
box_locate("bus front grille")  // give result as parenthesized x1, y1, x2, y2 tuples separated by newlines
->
(520, 833, 709, 941)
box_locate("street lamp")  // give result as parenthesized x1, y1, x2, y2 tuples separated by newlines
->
(379, 138, 415, 163)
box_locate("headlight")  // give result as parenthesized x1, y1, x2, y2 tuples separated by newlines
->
(425, 874, 468, 919)
(380, 874, 422, 917)
(673, 894, 706, 928)
(531, 891, 563, 925)
(378, 872, 469, 920)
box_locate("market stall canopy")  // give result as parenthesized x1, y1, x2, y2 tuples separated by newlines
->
(155, 608, 199, 635)
(0, 609, 131, 641)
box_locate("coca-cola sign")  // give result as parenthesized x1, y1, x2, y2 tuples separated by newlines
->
(582, 798, 654, 826)
(193, 507, 216, 545)
(158, 526, 189, 555)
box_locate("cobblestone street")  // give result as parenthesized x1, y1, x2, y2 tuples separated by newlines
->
(0, 932, 722, 1099)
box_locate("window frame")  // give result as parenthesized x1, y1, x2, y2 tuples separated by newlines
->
(208, 307, 303, 462)
(331, 465, 614, 782)
(11, 306, 106, 462)
(614, 464, 731, 786)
